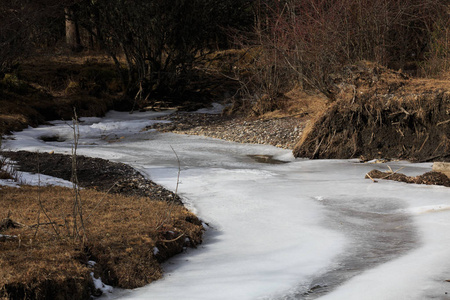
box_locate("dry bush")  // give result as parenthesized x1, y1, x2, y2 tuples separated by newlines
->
(0, 186, 204, 298)
(74, 0, 253, 100)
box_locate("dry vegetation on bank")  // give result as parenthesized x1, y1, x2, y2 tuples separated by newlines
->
(0, 185, 203, 299)
(293, 62, 450, 162)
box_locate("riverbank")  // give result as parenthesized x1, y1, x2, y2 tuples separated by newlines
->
(147, 89, 329, 150)
(1, 58, 449, 299)
(0, 152, 204, 299)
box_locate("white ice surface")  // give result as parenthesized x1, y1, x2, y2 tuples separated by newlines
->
(4, 109, 450, 300)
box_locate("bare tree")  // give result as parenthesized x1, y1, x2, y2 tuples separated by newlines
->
(76, 0, 253, 98)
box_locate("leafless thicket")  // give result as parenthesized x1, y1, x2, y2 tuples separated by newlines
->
(73, 0, 253, 98)
(233, 0, 449, 113)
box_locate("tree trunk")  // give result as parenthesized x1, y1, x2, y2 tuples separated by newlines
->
(65, 6, 81, 51)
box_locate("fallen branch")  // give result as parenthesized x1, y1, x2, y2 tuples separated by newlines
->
(29, 221, 58, 228)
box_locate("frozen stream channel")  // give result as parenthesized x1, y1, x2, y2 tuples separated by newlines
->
(4, 110, 450, 300)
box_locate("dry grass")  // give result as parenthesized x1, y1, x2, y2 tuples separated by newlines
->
(0, 185, 203, 298)
(0, 53, 126, 135)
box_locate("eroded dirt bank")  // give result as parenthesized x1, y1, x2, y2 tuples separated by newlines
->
(293, 62, 450, 162)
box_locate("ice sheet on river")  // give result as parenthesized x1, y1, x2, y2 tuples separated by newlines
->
(4, 110, 450, 300)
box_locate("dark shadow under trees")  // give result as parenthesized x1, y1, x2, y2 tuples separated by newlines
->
(75, 0, 253, 102)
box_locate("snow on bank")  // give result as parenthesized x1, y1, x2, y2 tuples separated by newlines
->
(0, 172, 74, 188)
(4, 109, 450, 300)
(0, 157, 74, 188)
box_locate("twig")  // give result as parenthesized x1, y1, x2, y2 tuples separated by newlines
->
(366, 173, 378, 183)
(71, 108, 87, 244)
(161, 233, 185, 243)
(381, 167, 405, 179)
(29, 222, 58, 228)
(155, 146, 181, 232)
(312, 136, 325, 158)
(35, 151, 60, 238)
(399, 106, 410, 115)
(131, 81, 143, 114)
(418, 134, 429, 152)
(437, 119, 450, 126)
(170, 145, 181, 194)
(84, 181, 120, 223)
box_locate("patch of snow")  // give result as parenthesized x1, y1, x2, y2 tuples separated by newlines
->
(193, 103, 225, 114)
(153, 247, 159, 255)
(91, 272, 113, 294)
(0, 234, 17, 239)
(0, 179, 20, 188)
(0, 158, 74, 188)
(88, 260, 97, 267)
(18, 172, 74, 188)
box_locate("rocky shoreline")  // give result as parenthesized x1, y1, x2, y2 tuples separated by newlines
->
(147, 111, 307, 150)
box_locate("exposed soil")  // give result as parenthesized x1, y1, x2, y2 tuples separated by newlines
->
(2, 150, 183, 204)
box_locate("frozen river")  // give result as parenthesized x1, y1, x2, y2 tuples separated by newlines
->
(4, 110, 450, 299)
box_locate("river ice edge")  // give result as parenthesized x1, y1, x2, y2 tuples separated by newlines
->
(3, 109, 450, 300)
